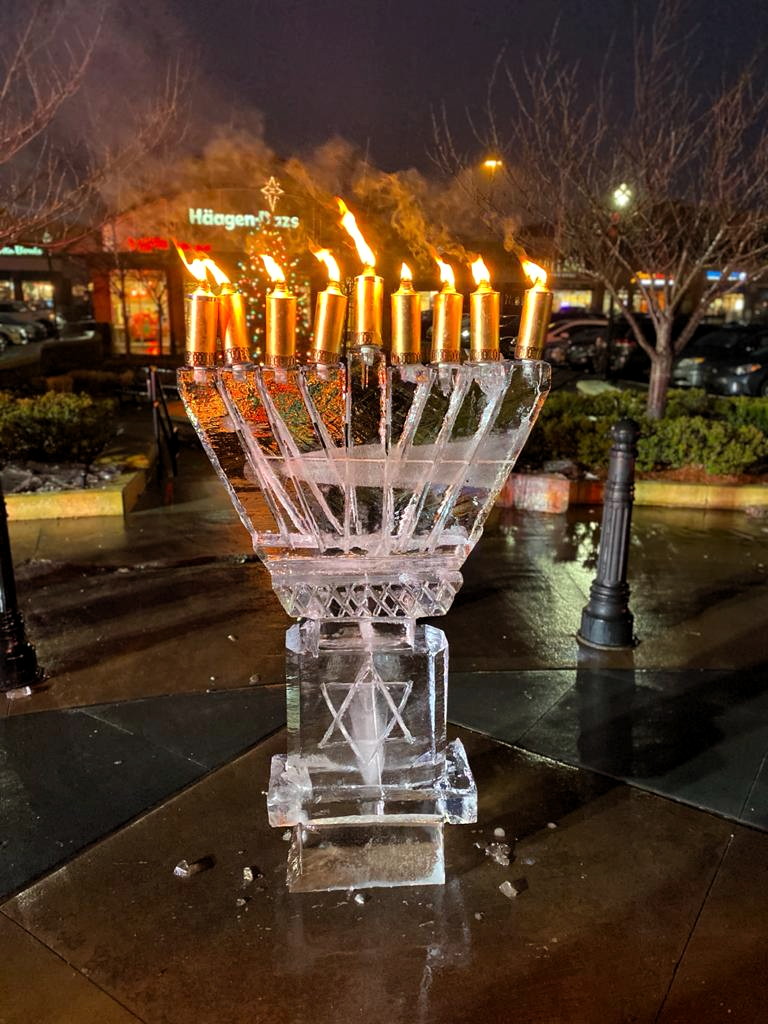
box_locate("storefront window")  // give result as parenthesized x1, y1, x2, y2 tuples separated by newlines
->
(21, 280, 55, 310)
(0, 280, 13, 302)
(553, 289, 594, 313)
(708, 292, 745, 323)
(110, 270, 169, 355)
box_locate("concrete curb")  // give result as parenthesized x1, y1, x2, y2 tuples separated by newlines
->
(5, 466, 149, 520)
(500, 473, 768, 513)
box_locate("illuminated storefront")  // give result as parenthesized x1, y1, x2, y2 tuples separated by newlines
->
(0, 244, 89, 319)
(90, 182, 309, 357)
(108, 269, 171, 356)
(552, 288, 595, 313)
(704, 270, 747, 322)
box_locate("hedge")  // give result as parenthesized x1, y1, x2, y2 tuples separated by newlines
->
(0, 392, 116, 468)
(519, 389, 768, 477)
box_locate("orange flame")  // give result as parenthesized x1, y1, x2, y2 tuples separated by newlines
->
(400, 262, 413, 283)
(311, 246, 341, 283)
(435, 255, 455, 289)
(471, 256, 491, 286)
(522, 259, 547, 288)
(259, 254, 286, 284)
(201, 255, 230, 287)
(175, 242, 209, 286)
(336, 197, 376, 269)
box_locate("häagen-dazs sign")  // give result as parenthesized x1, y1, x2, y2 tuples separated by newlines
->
(188, 208, 300, 231)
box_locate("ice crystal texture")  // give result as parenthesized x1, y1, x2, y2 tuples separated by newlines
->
(179, 350, 550, 890)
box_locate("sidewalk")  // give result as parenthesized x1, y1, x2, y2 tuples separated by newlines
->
(2, 420, 768, 1023)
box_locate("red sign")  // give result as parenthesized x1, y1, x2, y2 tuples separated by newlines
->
(126, 236, 212, 254)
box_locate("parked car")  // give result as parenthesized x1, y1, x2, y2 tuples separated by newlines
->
(0, 300, 62, 337)
(544, 317, 608, 366)
(0, 312, 44, 343)
(0, 318, 27, 349)
(704, 344, 768, 397)
(559, 318, 648, 375)
(672, 325, 768, 389)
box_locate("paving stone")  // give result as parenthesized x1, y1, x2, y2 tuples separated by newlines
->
(2, 729, 745, 1024)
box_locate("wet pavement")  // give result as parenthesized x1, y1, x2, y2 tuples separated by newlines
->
(2, 424, 768, 1023)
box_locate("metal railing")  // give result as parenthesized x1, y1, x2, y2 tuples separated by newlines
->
(146, 366, 179, 485)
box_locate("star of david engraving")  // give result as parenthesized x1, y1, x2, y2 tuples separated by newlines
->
(261, 176, 284, 212)
(319, 661, 414, 765)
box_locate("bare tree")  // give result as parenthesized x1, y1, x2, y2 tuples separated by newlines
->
(0, 0, 186, 252)
(435, 1, 768, 418)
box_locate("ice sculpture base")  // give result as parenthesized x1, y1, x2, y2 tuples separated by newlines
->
(271, 739, 476, 891)
(286, 823, 445, 892)
(267, 618, 476, 890)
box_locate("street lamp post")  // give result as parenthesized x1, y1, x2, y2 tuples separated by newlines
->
(605, 183, 633, 378)
(577, 419, 639, 649)
(0, 478, 42, 695)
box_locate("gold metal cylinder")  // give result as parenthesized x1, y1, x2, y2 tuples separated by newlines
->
(220, 286, 250, 365)
(431, 288, 463, 363)
(309, 285, 347, 363)
(265, 287, 297, 367)
(351, 269, 383, 347)
(470, 282, 501, 361)
(514, 287, 553, 360)
(184, 288, 218, 366)
(391, 281, 422, 364)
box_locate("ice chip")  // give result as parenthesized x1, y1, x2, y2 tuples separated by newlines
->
(499, 878, 528, 899)
(486, 842, 511, 866)
(173, 855, 215, 878)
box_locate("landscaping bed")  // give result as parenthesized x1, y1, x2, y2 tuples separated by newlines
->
(0, 391, 151, 519)
(503, 388, 768, 513)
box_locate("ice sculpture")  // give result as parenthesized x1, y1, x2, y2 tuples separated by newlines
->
(179, 347, 550, 890)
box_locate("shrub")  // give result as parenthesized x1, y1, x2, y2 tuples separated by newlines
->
(0, 392, 116, 468)
(718, 395, 768, 436)
(519, 387, 768, 476)
(637, 416, 768, 475)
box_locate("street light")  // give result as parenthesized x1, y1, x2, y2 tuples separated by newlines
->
(612, 182, 632, 209)
(482, 158, 503, 172)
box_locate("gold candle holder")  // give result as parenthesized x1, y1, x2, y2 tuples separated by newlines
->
(311, 285, 347, 363)
(430, 257, 462, 363)
(391, 263, 421, 364)
(309, 247, 346, 364)
(352, 267, 383, 347)
(515, 260, 553, 360)
(219, 284, 250, 365)
(336, 198, 382, 348)
(469, 257, 500, 361)
(259, 254, 296, 367)
(265, 285, 297, 367)
(185, 286, 218, 367)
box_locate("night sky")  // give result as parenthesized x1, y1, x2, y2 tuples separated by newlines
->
(140, 0, 768, 172)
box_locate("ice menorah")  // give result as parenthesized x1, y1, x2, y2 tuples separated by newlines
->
(177, 204, 551, 891)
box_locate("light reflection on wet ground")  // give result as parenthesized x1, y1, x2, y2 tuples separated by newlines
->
(5, 450, 768, 719)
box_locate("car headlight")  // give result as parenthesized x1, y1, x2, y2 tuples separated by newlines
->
(732, 363, 762, 375)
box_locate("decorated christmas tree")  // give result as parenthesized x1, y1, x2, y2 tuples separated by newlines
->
(236, 226, 312, 359)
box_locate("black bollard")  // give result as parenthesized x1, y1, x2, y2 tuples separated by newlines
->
(0, 477, 42, 693)
(577, 418, 639, 649)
